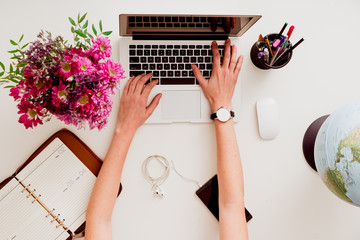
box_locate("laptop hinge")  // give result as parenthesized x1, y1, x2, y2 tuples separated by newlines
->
(132, 35, 228, 41)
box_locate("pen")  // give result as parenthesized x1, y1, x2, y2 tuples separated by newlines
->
(283, 25, 295, 48)
(270, 36, 287, 66)
(265, 37, 273, 57)
(274, 38, 304, 65)
(279, 22, 288, 37)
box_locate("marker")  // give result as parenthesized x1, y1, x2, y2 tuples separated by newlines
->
(270, 36, 287, 66)
(279, 22, 288, 37)
(272, 39, 281, 48)
(274, 38, 304, 65)
(265, 38, 273, 57)
(283, 26, 295, 49)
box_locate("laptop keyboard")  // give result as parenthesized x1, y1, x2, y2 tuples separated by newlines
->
(128, 16, 221, 28)
(129, 44, 224, 85)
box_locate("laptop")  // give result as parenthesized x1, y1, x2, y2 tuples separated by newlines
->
(119, 14, 261, 123)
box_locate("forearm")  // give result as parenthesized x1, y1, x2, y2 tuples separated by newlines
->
(215, 120, 244, 206)
(85, 126, 135, 238)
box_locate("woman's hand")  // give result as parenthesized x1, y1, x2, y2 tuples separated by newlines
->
(116, 73, 161, 135)
(191, 39, 243, 112)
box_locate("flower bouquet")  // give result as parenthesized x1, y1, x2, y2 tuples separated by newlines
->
(0, 13, 124, 130)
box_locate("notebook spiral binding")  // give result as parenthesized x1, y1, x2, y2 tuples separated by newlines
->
(15, 177, 68, 231)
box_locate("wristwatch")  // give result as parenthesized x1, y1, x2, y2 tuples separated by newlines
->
(210, 107, 235, 122)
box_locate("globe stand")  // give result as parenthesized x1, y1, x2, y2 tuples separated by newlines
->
(302, 115, 329, 172)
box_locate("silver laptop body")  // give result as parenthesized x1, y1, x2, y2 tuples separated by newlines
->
(119, 14, 261, 123)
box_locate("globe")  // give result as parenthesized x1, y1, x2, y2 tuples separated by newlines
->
(303, 101, 360, 206)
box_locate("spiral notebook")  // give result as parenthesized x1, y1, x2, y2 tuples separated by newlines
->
(0, 129, 119, 240)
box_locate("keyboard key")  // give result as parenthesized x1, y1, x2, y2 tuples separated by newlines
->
(169, 57, 175, 63)
(155, 57, 161, 63)
(198, 57, 203, 63)
(160, 71, 166, 77)
(152, 45, 158, 48)
(162, 57, 168, 63)
(159, 50, 165, 56)
(174, 45, 180, 49)
(129, 23, 135, 27)
(159, 23, 165, 27)
(129, 71, 145, 76)
(174, 23, 180, 27)
(158, 17, 164, 22)
(167, 71, 174, 77)
(187, 50, 193, 55)
(165, 17, 171, 22)
(136, 16, 142, 22)
(179, 17, 186, 22)
(208, 50, 212, 55)
(144, 23, 150, 27)
(186, 17, 192, 22)
(130, 64, 141, 70)
(176, 57, 182, 62)
(151, 23, 158, 27)
(189, 45, 195, 49)
(203, 23, 210, 28)
(191, 57, 196, 62)
(173, 50, 179, 56)
(203, 71, 210, 77)
(183, 57, 190, 63)
(204, 45, 211, 49)
(189, 23, 195, 27)
(144, 50, 150, 56)
(180, 50, 186, 56)
(189, 71, 194, 76)
(196, 23, 202, 28)
(200, 17, 207, 22)
(166, 50, 172, 56)
(167, 45, 174, 49)
(196, 45, 203, 49)
(194, 50, 200, 55)
(175, 71, 181, 77)
(137, 45, 143, 48)
(148, 57, 154, 63)
(166, 23, 172, 27)
(157, 64, 163, 70)
(130, 57, 139, 63)
(129, 50, 136, 55)
(137, 50, 143, 55)
(185, 64, 191, 70)
(171, 64, 177, 70)
(141, 57, 147, 63)
(160, 45, 166, 49)
(206, 64, 212, 69)
(200, 64, 205, 70)
(181, 23, 187, 27)
(151, 16, 157, 22)
(129, 17, 135, 22)
(143, 16, 150, 22)
(145, 45, 151, 48)
(178, 64, 184, 70)
(193, 17, 199, 22)
(218, 45, 225, 49)
(150, 64, 156, 70)
(164, 64, 170, 70)
(151, 50, 157, 56)
(161, 78, 195, 85)
(201, 50, 207, 56)
(182, 71, 188, 77)
(153, 71, 159, 77)
(129, 45, 136, 48)
(172, 17, 179, 22)
(205, 57, 211, 63)
(142, 64, 149, 70)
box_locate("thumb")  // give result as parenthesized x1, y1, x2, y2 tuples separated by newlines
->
(146, 93, 162, 118)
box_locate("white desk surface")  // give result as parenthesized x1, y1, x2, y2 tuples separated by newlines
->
(1, 0, 360, 239)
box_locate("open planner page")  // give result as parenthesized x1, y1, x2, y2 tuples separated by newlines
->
(0, 137, 97, 240)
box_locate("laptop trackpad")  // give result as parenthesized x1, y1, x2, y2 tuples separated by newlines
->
(161, 90, 201, 121)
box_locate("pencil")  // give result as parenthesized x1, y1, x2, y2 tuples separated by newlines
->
(274, 38, 304, 65)
(265, 37, 273, 57)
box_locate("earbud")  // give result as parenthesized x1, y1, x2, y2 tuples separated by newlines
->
(154, 185, 164, 198)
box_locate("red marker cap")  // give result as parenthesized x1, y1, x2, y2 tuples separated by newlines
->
(287, 25, 295, 39)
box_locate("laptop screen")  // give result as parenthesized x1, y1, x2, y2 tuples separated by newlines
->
(119, 14, 261, 37)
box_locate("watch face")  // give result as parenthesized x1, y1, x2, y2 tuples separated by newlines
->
(217, 108, 231, 122)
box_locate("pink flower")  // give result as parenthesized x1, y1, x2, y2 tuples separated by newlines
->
(51, 81, 68, 107)
(99, 60, 125, 83)
(77, 57, 96, 75)
(87, 37, 112, 61)
(17, 100, 44, 129)
(58, 56, 79, 79)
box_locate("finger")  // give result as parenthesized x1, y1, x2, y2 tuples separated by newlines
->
(135, 73, 153, 94)
(223, 18, 231, 33)
(124, 76, 135, 95)
(231, 17, 236, 28)
(191, 64, 206, 86)
(142, 79, 159, 99)
(211, 17, 218, 32)
(222, 38, 231, 67)
(229, 45, 237, 71)
(145, 93, 162, 118)
(128, 74, 144, 94)
(212, 41, 221, 67)
(234, 55, 244, 76)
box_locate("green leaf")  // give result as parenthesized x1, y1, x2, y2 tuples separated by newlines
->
(99, 20, 103, 32)
(71, 26, 75, 33)
(92, 24, 97, 36)
(0, 72, 4, 77)
(68, 17, 76, 26)
(9, 64, 13, 73)
(8, 49, 19, 54)
(4, 85, 15, 89)
(77, 13, 80, 22)
(75, 37, 80, 42)
(21, 43, 29, 49)
(87, 33, 94, 38)
(19, 34, 24, 43)
(75, 30, 87, 38)
(79, 13, 87, 23)
(10, 40, 17, 46)
(102, 31, 112, 36)
(83, 20, 88, 29)
(9, 78, 19, 84)
(0, 62, 5, 71)
(86, 39, 91, 45)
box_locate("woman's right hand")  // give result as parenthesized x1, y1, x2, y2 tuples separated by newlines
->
(191, 39, 243, 113)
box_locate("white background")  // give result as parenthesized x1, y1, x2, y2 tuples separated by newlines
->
(1, 0, 360, 239)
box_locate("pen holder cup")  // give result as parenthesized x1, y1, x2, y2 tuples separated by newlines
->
(250, 33, 292, 70)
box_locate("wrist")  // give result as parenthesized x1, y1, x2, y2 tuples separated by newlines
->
(210, 102, 233, 112)
(114, 123, 136, 139)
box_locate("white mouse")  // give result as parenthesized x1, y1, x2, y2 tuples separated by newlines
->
(256, 98, 279, 140)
